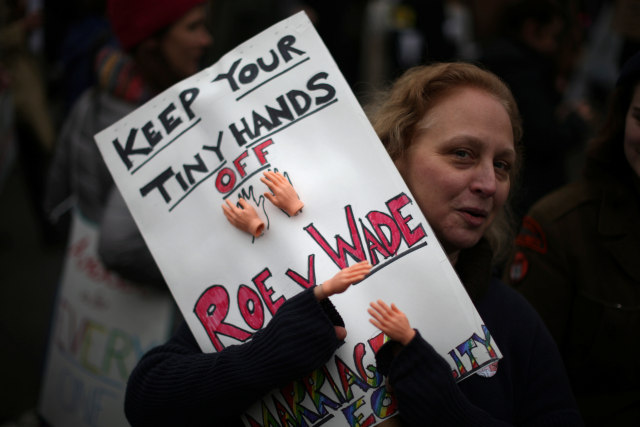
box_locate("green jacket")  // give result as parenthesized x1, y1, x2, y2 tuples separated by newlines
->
(506, 174, 640, 425)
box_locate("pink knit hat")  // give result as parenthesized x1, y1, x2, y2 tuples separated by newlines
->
(107, 0, 206, 51)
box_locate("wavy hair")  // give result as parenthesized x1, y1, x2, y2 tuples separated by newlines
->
(584, 81, 639, 182)
(366, 62, 523, 265)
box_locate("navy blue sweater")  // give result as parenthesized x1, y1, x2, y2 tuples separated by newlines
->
(125, 240, 582, 426)
(375, 240, 583, 426)
(124, 287, 341, 426)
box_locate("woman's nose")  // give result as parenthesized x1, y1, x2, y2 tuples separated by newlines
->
(470, 163, 497, 197)
(198, 28, 214, 48)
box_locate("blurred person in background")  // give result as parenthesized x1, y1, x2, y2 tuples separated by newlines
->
(45, 0, 213, 287)
(479, 0, 593, 222)
(506, 50, 640, 425)
(0, 0, 57, 243)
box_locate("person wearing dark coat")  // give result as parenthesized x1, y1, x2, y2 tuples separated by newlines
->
(506, 50, 640, 425)
(365, 62, 583, 426)
(478, 0, 591, 220)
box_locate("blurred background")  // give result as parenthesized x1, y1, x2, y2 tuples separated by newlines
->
(1, 0, 638, 424)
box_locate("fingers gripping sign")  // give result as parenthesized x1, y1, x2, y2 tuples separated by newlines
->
(222, 198, 265, 238)
(261, 171, 304, 216)
(368, 300, 416, 345)
(314, 260, 372, 301)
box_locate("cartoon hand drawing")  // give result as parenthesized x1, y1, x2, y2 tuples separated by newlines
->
(222, 198, 265, 238)
(261, 171, 304, 216)
(222, 171, 303, 237)
(316, 260, 372, 341)
(368, 300, 416, 345)
(314, 260, 372, 300)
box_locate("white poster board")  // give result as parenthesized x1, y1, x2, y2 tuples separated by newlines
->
(95, 11, 501, 426)
(38, 213, 175, 426)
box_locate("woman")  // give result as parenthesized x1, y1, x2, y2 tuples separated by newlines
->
(45, 0, 214, 286)
(40, 1, 213, 424)
(365, 63, 583, 425)
(506, 51, 640, 424)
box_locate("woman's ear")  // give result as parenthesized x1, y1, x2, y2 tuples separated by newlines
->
(133, 37, 162, 62)
(132, 36, 177, 92)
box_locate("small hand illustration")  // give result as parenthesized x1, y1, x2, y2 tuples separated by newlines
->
(314, 260, 372, 300)
(368, 300, 416, 345)
(261, 171, 304, 216)
(222, 198, 265, 238)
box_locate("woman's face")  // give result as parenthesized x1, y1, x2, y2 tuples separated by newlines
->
(161, 4, 213, 79)
(624, 83, 640, 178)
(395, 87, 516, 259)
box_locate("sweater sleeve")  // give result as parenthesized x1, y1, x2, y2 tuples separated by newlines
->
(124, 287, 340, 426)
(378, 280, 584, 427)
(377, 331, 512, 427)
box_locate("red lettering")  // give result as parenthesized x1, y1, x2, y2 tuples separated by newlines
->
(215, 167, 236, 193)
(233, 151, 249, 178)
(367, 332, 386, 354)
(366, 211, 401, 255)
(193, 285, 252, 351)
(285, 254, 316, 289)
(253, 269, 285, 315)
(361, 226, 389, 266)
(305, 194, 426, 271)
(387, 193, 426, 247)
(253, 139, 274, 164)
(237, 285, 265, 330)
(304, 205, 366, 269)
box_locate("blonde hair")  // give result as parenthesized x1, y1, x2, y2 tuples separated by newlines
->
(367, 62, 523, 265)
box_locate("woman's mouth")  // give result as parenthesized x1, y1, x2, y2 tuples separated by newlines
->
(458, 208, 488, 227)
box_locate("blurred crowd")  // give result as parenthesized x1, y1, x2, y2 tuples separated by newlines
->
(1, 0, 639, 425)
(2, 0, 639, 239)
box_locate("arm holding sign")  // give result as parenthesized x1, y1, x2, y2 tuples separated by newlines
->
(315, 260, 370, 300)
(125, 262, 371, 426)
(368, 300, 415, 345)
(368, 289, 583, 426)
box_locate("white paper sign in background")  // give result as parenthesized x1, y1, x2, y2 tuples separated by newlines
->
(38, 213, 175, 427)
(95, 12, 501, 426)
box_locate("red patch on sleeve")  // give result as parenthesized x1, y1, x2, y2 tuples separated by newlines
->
(515, 216, 547, 254)
(509, 251, 529, 283)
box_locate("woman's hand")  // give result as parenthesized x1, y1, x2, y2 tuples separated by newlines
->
(222, 198, 265, 238)
(314, 260, 372, 300)
(261, 171, 304, 216)
(368, 300, 416, 345)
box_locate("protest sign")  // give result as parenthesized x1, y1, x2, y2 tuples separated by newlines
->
(38, 212, 175, 426)
(94, 11, 501, 426)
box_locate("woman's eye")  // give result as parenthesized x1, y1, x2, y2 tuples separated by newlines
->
(494, 160, 511, 172)
(453, 149, 470, 158)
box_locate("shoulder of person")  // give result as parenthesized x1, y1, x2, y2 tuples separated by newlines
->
(486, 278, 538, 317)
(527, 179, 601, 224)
